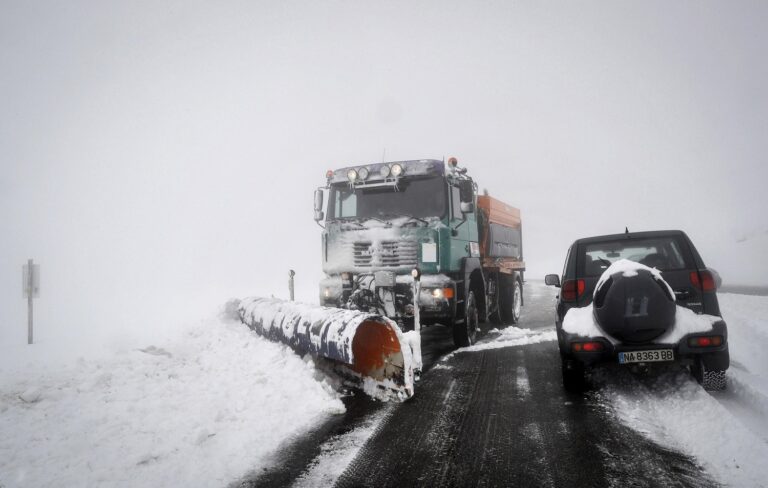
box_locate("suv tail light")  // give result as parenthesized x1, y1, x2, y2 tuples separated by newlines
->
(572, 341, 604, 352)
(688, 335, 723, 347)
(562, 279, 585, 301)
(690, 270, 716, 292)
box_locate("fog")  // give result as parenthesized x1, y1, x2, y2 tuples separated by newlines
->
(2, 1, 767, 345)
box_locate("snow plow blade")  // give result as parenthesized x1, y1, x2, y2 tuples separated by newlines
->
(238, 297, 415, 401)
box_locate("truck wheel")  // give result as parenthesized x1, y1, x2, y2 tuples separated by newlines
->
(453, 291, 478, 347)
(489, 277, 503, 325)
(562, 358, 586, 393)
(500, 277, 522, 325)
(692, 358, 727, 391)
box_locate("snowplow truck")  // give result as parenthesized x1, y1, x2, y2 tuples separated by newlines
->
(238, 157, 525, 401)
(314, 157, 526, 348)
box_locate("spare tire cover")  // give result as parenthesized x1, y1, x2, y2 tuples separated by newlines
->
(592, 269, 676, 344)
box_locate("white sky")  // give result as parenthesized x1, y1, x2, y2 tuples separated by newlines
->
(2, 1, 767, 344)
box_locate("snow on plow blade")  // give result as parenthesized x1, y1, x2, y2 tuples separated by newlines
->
(238, 297, 415, 401)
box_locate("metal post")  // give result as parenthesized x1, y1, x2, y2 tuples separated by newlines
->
(289, 270, 295, 301)
(413, 279, 421, 334)
(27, 258, 33, 344)
(410, 270, 423, 379)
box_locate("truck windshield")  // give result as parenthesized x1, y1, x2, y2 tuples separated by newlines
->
(328, 177, 447, 220)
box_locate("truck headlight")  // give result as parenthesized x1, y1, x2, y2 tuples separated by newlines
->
(391, 163, 404, 177)
(358, 167, 369, 180)
(347, 169, 358, 182)
(431, 288, 444, 299)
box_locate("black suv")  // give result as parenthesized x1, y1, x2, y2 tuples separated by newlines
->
(545, 230, 729, 392)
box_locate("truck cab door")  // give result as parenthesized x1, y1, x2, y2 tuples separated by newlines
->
(449, 185, 471, 261)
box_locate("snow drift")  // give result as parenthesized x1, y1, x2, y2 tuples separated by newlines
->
(0, 315, 345, 488)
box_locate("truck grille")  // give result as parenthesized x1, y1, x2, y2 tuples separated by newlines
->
(353, 240, 418, 268)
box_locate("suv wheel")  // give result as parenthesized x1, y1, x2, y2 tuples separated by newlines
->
(692, 358, 727, 391)
(453, 291, 478, 347)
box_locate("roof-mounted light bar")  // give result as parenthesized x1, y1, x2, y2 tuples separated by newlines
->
(327, 159, 444, 185)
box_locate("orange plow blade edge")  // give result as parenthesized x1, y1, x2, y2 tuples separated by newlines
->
(238, 297, 415, 401)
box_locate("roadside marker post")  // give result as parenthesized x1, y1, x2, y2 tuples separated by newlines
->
(23, 259, 40, 344)
(289, 269, 295, 301)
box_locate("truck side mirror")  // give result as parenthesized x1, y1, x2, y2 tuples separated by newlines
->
(458, 180, 474, 204)
(314, 189, 324, 221)
(460, 202, 474, 214)
(545, 274, 561, 287)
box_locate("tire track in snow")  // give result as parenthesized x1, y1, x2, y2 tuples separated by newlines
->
(291, 405, 394, 488)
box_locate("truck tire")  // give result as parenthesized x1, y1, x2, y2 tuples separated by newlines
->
(489, 276, 503, 325)
(453, 291, 479, 348)
(692, 358, 727, 391)
(500, 277, 522, 325)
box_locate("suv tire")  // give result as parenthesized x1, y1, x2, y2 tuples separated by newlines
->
(692, 358, 727, 391)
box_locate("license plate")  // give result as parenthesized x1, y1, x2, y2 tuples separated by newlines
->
(618, 349, 674, 364)
(374, 271, 396, 288)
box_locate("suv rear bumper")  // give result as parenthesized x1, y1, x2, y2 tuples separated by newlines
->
(559, 321, 730, 371)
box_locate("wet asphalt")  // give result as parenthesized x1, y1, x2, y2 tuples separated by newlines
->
(241, 282, 717, 488)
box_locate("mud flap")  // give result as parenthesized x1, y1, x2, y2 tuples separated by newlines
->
(238, 297, 415, 401)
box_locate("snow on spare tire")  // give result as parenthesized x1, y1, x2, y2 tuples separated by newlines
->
(562, 259, 721, 352)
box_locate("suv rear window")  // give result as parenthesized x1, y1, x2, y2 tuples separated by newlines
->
(579, 236, 690, 277)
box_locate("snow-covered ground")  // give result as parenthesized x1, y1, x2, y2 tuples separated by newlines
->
(2, 290, 767, 487)
(0, 313, 345, 488)
(593, 292, 768, 487)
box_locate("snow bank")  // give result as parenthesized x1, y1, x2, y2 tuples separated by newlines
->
(0, 315, 344, 488)
(598, 370, 768, 487)
(718, 293, 768, 376)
